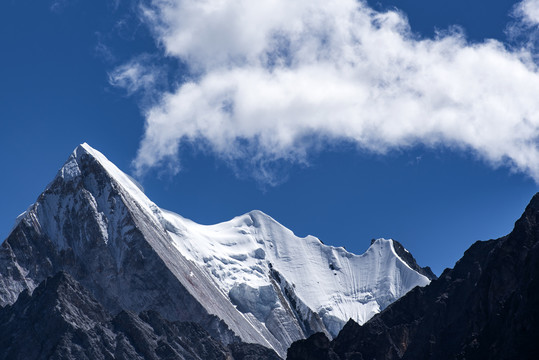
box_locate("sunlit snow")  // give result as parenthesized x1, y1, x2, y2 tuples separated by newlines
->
(78, 143, 429, 335)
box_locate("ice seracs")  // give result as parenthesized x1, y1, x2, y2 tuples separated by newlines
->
(0, 143, 432, 357)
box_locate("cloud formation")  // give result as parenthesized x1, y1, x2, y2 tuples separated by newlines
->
(515, 0, 539, 26)
(122, 0, 539, 182)
(108, 56, 158, 96)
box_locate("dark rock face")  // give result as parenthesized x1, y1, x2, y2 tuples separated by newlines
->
(289, 194, 539, 360)
(229, 343, 283, 360)
(287, 332, 340, 360)
(0, 272, 280, 360)
(390, 239, 437, 280)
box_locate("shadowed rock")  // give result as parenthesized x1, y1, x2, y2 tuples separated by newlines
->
(0, 272, 280, 360)
(288, 193, 539, 360)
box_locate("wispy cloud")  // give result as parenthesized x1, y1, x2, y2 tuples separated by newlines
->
(509, 0, 539, 57)
(121, 0, 539, 183)
(514, 0, 539, 26)
(108, 54, 168, 104)
(50, 0, 70, 13)
(94, 36, 116, 63)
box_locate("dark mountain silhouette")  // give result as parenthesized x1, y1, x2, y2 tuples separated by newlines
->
(288, 193, 539, 360)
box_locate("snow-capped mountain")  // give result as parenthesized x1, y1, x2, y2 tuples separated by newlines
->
(0, 144, 431, 357)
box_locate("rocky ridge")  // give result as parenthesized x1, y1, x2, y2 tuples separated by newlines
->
(288, 193, 539, 359)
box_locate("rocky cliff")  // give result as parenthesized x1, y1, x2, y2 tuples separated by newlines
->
(288, 193, 539, 359)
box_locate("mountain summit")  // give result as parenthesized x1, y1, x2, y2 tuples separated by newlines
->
(0, 143, 431, 357)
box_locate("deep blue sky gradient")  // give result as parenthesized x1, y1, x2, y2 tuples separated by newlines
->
(0, 0, 535, 275)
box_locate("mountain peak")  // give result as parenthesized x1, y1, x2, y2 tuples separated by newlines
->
(368, 238, 436, 280)
(232, 209, 281, 229)
(57, 143, 146, 197)
(58, 142, 105, 182)
(390, 239, 437, 280)
(68, 142, 101, 165)
(65, 142, 119, 177)
(74, 141, 93, 154)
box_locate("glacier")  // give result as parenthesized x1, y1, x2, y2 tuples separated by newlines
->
(0, 143, 431, 357)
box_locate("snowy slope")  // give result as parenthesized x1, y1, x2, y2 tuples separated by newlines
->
(0, 143, 430, 357)
(161, 211, 429, 336)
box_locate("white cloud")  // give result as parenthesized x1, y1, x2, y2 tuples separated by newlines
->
(129, 0, 539, 182)
(515, 0, 539, 26)
(108, 55, 163, 96)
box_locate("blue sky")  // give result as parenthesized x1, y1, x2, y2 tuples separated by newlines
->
(1, 0, 538, 275)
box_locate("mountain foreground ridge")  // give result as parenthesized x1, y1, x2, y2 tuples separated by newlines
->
(0, 270, 280, 360)
(288, 192, 539, 359)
